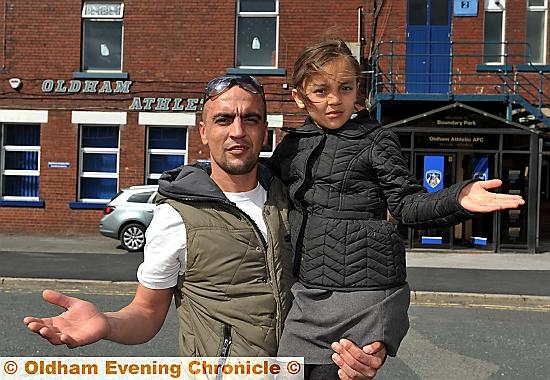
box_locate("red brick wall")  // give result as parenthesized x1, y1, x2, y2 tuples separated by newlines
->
(0, 0, 366, 235)
(0, 0, 548, 235)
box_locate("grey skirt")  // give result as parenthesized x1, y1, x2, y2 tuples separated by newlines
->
(277, 282, 410, 364)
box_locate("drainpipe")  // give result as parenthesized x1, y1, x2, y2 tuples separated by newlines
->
(368, 0, 378, 63)
(367, 0, 382, 114)
(2, 0, 7, 71)
(358, 6, 365, 66)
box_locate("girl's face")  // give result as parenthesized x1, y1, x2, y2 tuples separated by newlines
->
(292, 57, 358, 130)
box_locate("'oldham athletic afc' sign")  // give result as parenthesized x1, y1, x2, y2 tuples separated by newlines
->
(424, 156, 444, 193)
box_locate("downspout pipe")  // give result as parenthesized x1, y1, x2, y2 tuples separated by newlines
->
(358, 6, 365, 66)
(368, 0, 377, 63)
(2, 0, 7, 71)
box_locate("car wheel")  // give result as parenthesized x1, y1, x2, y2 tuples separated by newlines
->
(120, 223, 146, 252)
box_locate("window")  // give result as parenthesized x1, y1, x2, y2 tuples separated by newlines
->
(527, 0, 547, 63)
(128, 191, 155, 203)
(146, 127, 187, 185)
(409, 0, 427, 25)
(483, 0, 505, 64)
(236, 0, 278, 68)
(81, 2, 124, 72)
(79, 125, 119, 201)
(431, 0, 449, 25)
(0, 124, 40, 200)
(261, 115, 282, 158)
(260, 129, 276, 158)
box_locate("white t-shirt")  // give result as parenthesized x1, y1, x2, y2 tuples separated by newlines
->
(137, 182, 268, 289)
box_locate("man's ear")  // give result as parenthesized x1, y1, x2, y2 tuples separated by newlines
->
(291, 89, 306, 109)
(198, 121, 208, 145)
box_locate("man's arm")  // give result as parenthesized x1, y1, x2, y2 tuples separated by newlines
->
(24, 285, 173, 348)
(104, 285, 174, 343)
(332, 340, 387, 380)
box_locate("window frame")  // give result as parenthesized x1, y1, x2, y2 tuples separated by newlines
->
(145, 126, 189, 185)
(526, 0, 548, 64)
(261, 114, 283, 158)
(483, 0, 506, 64)
(81, 1, 125, 73)
(78, 124, 120, 203)
(259, 128, 277, 158)
(235, 0, 279, 69)
(0, 124, 41, 201)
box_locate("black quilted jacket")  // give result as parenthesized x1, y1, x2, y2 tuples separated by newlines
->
(269, 110, 476, 291)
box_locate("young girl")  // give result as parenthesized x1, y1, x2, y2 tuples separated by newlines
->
(269, 37, 524, 379)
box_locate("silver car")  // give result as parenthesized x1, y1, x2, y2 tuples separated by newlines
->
(99, 185, 158, 252)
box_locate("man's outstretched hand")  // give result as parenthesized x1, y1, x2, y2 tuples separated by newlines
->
(332, 339, 386, 379)
(23, 289, 109, 349)
(459, 179, 525, 213)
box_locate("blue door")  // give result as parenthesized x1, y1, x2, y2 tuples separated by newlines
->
(406, 0, 452, 93)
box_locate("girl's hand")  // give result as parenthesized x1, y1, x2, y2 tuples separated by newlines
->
(458, 179, 525, 213)
(331, 339, 387, 379)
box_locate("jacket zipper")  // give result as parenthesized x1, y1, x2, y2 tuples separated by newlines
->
(216, 325, 232, 380)
(218, 324, 232, 357)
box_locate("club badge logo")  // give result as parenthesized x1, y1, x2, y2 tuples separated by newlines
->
(425, 170, 442, 189)
(473, 172, 487, 180)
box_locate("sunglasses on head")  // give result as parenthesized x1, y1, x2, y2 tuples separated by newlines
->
(203, 75, 265, 104)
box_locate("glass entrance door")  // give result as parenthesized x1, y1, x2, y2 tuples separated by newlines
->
(454, 153, 496, 251)
(410, 152, 497, 250)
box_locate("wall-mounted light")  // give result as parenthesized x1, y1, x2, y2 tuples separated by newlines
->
(252, 37, 261, 50)
(9, 78, 22, 89)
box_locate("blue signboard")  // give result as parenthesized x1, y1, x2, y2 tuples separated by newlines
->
(454, 0, 478, 16)
(472, 157, 489, 180)
(424, 156, 444, 193)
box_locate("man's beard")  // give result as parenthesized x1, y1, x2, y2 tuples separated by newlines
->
(216, 155, 258, 175)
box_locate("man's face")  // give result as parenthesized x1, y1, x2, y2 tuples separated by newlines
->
(199, 86, 268, 178)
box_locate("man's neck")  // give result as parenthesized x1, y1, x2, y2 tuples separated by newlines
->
(211, 169, 259, 193)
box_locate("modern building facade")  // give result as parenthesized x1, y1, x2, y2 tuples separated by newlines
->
(0, 1, 548, 252)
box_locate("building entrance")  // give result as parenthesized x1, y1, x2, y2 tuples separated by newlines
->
(385, 102, 541, 252)
(411, 152, 496, 250)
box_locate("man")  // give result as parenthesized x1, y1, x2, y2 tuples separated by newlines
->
(24, 75, 386, 380)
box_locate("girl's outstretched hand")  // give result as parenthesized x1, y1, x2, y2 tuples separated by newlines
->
(458, 179, 525, 213)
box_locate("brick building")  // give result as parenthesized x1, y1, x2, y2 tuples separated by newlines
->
(0, 1, 548, 252)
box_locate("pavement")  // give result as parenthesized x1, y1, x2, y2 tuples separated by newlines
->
(1, 233, 550, 309)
